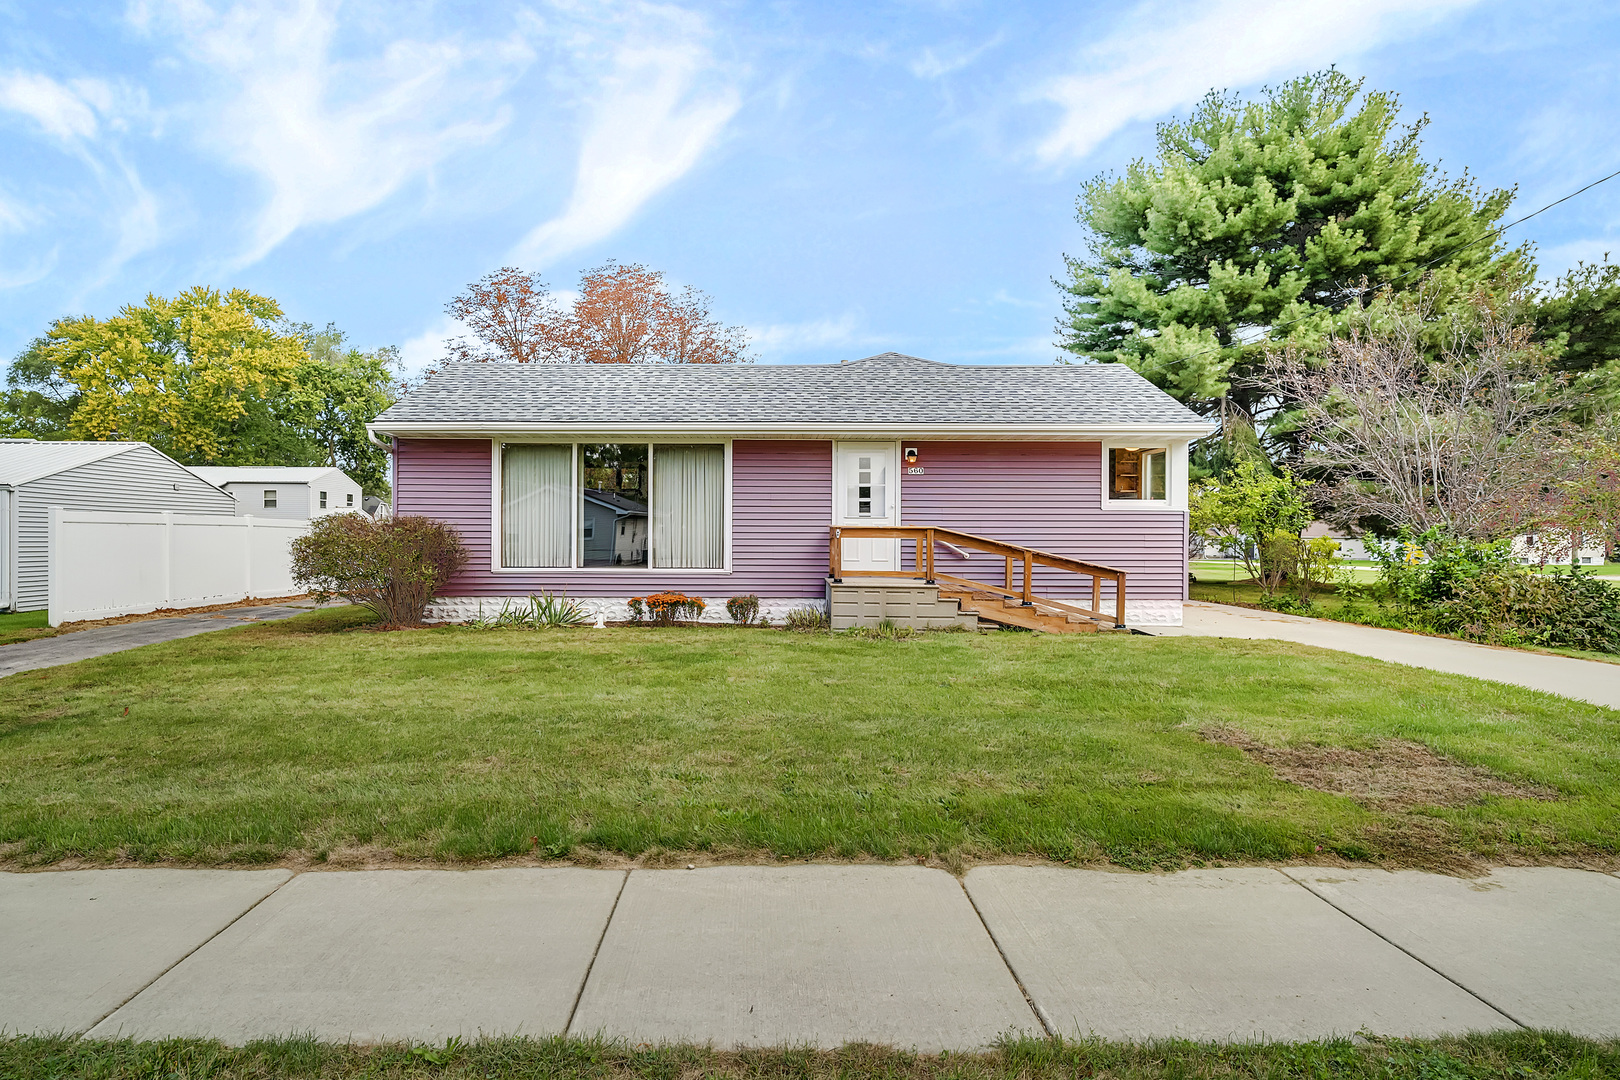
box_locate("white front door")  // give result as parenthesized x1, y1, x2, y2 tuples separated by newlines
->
(834, 442, 900, 573)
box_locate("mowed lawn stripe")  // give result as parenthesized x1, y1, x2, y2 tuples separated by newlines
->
(0, 607, 1614, 867)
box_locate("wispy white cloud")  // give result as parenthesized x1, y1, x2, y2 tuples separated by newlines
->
(1034, 0, 1481, 164)
(398, 313, 469, 375)
(141, 0, 527, 268)
(748, 312, 884, 359)
(910, 33, 1005, 80)
(0, 71, 103, 141)
(511, 9, 740, 268)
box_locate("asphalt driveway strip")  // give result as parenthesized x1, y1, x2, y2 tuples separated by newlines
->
(0, 603, 318, 679)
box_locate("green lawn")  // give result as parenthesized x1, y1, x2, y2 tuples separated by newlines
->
(1, 607, 1615, 870)
(0, 608, 52, 646)
(2, 1032, 1614, 1080)
(1192, 558, 1384, 584)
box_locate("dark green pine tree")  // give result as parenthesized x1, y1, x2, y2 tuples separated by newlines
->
(1057, 70, 1529, 425)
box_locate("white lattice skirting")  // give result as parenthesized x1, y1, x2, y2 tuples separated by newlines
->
(428, 596, 1184, 627)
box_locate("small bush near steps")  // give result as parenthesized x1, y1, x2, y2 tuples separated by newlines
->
(725, 594, 761, 625)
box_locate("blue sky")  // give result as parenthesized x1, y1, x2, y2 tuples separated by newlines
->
(1, 0, 1618, 375)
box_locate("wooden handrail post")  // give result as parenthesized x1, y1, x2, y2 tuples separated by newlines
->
(1114, 571, 1126, 627)
(830, 527, 841, 582)
(1004, 556, 1013, 593)
(925, 528, 935, 583)
(1022, 550, 1033, 606)
(1091, 573, 1100, 617)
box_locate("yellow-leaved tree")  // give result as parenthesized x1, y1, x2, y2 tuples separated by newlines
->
(41, 287, 307, 461)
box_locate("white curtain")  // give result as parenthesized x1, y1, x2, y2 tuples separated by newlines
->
(502, 444, 571, 567)
(652, 444, 725, 568)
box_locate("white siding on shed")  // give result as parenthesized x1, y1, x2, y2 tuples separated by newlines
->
(13, 446, 234, 611)
(222, 481, 312, 520)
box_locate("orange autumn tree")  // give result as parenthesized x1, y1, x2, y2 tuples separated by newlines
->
(444, 262, 752, 365)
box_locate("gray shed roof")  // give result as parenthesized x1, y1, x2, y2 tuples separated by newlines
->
(0, 440, 143, 486)
(373, 353, 1210, 431)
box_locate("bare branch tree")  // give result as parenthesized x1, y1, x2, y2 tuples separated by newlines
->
(1265, 292, 1578, 541)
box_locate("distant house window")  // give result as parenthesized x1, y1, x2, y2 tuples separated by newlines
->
(319, 491, 328, 509)
(582, 518, 595, 540)
(1108, 447, 1167, 502)
(346, 493, 354, 507)
(263, 490, 277, 509)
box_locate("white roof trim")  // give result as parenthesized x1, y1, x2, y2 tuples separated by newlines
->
(369, 421, 1219, 441)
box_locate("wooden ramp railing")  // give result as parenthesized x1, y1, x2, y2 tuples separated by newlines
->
(829, 525, 1126, 628)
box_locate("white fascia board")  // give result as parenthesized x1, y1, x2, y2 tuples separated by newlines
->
(368, 421, 1219, 441)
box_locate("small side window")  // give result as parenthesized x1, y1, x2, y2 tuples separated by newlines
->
(1108, 448, 1168, 501)
(346, 493, 354, 506)
(319, 491, 327, 509)
(263, 489, 277, 509)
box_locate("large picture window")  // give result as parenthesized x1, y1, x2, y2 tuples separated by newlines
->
(1108, 446, 1167, 502)
(500, 442, 726, 569)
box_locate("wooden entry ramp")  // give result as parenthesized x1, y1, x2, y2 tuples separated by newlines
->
(829, 525, 1127, 632)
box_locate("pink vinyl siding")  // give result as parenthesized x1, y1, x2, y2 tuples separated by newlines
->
(394, 437, 1186, 602)
(394, 438, 833, 599)
(900, 442, 1186, 601)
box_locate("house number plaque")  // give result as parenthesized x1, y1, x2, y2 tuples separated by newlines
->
(907, 466, 925, 474)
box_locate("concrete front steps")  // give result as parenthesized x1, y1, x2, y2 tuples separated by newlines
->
(827, 579, 979, 631)
(828, 578, 1124, 633)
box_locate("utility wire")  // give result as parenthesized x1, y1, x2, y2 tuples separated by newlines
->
(1093, 165, 1620, 373)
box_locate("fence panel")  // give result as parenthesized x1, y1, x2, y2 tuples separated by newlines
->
(48, 508, 307, 626)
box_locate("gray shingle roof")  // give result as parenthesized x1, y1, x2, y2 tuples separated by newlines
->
(373, 352, 1208, 429)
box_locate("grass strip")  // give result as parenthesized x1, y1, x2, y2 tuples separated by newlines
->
(1, 1032, 1615, 1079)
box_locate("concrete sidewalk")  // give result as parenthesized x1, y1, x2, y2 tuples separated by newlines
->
(4, 864, 1616, 1047)
(1151, 602, 1620, 709)
(0, 602, 318, 680)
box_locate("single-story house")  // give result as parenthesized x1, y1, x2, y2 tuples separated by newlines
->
(1513, 528, 1607, 567)
(1302, 521, 1371, 561)
(368, 352, 1217, 628)
(0, 439, 236, 612)
(187, 466, 366, 520)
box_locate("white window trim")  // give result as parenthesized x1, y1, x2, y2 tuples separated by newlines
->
(1100, 439, 1188, 511)
(489, 437, 733, 574)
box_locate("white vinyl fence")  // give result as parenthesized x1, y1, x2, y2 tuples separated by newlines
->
(48, 507, 308, 626)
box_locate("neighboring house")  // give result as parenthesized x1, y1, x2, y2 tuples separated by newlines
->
(1513, 528, 1607, 567)
(370, 353, 1216, 627)
(0, 439, 236, 612)
(187, 466, 366, 520)
(1302, 521, 1372, 561)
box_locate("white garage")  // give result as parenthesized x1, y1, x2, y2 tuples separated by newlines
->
(0, 440, 236, 612)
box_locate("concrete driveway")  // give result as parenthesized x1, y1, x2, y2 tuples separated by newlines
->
(4, 864, 1617, 1046)
(1151, 602, 1620, 710)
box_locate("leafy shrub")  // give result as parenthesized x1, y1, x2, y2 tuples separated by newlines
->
(1368, 526, 1517, 609)
(1435, 567, 1620, 653)
(783, 606, 829, 632)
(628, 592, 706, 625)
(725, 594, 761, 625)
(290, 514, 467, 627)
(469, 593, 588, 629)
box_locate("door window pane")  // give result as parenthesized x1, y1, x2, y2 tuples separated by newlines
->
(653, 444, 724, 568)
(503, 444, 572, 567)
(847, 454, 886, 518)
(580, 443, 648, 567)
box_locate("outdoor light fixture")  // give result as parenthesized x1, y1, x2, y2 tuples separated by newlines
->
(904, 447, 919, 465)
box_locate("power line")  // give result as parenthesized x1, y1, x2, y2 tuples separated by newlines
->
(1088, 165, 1620, 374)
